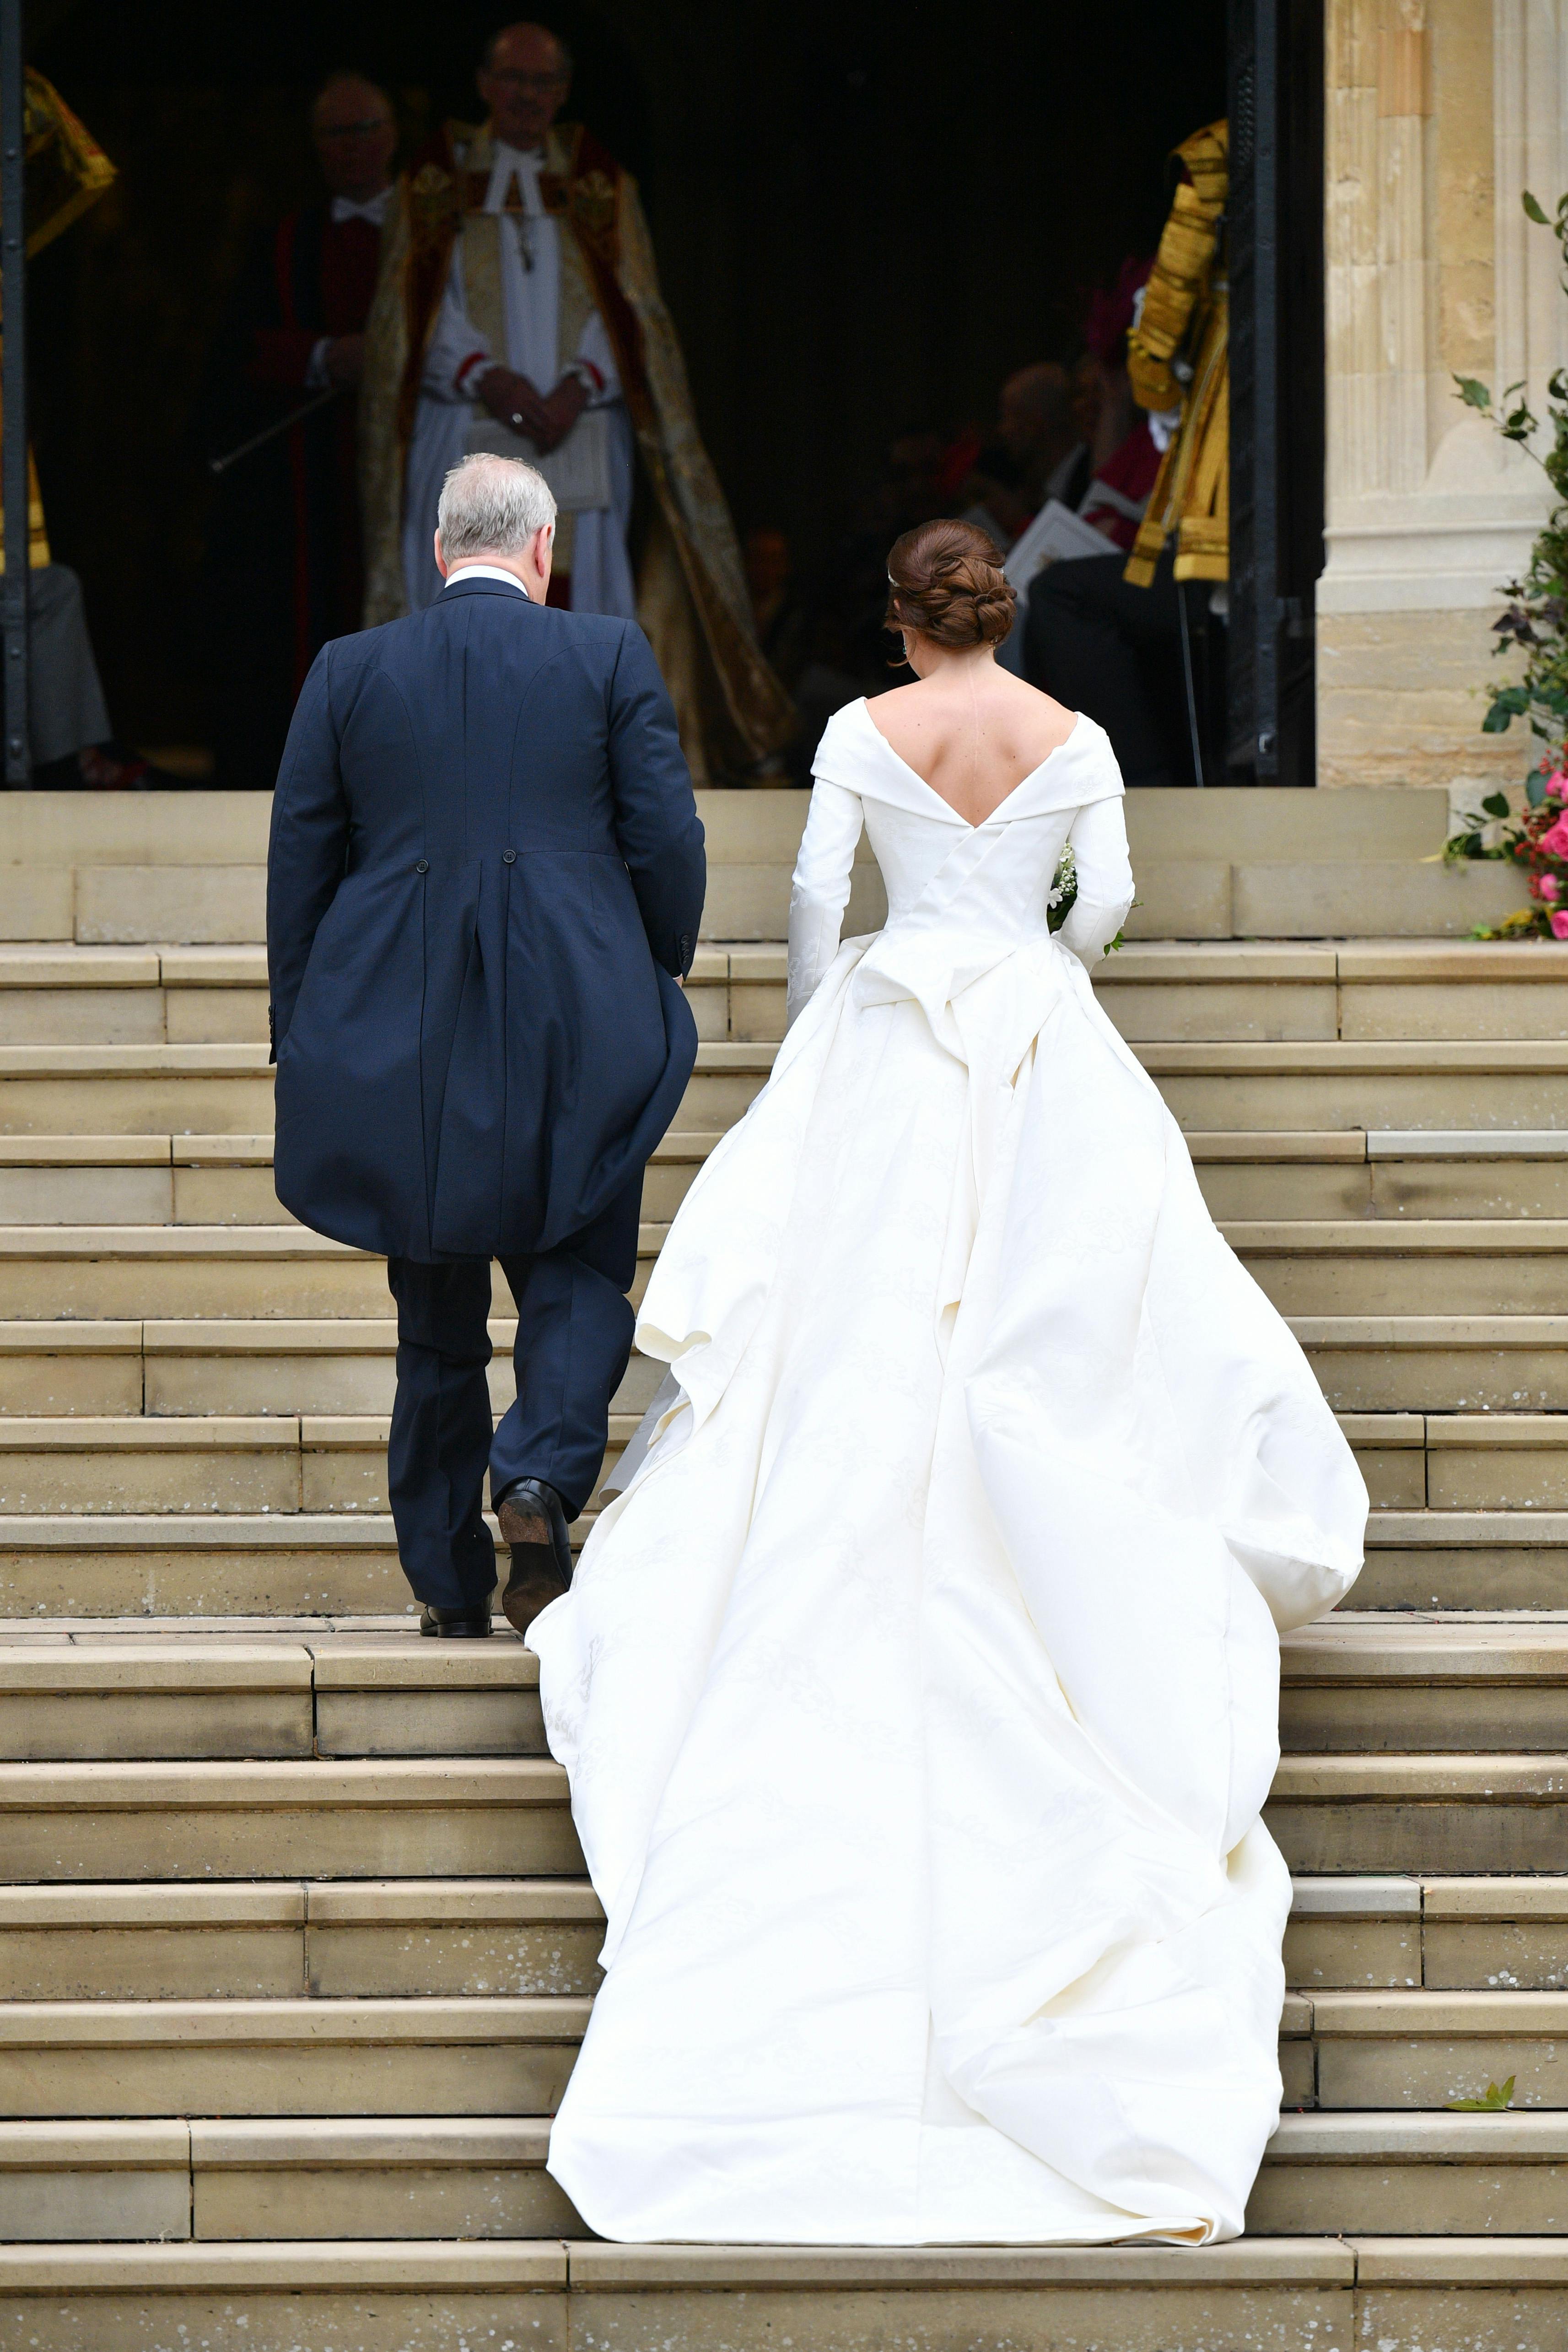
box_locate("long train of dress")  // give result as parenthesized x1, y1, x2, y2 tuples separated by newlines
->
(530, 701, 1367, 2244)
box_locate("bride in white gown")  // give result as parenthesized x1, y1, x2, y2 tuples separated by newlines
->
(529, 519, 1367, 2247)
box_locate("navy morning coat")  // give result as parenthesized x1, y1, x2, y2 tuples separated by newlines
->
(266, 573, 706, 1263)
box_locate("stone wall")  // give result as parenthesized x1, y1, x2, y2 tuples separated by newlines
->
(1318, 0, 1568, 790)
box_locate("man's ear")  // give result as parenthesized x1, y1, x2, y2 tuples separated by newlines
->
(433, 531, 449, 580)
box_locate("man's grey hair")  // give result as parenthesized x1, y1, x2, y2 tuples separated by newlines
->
(436, 453, 557, 561)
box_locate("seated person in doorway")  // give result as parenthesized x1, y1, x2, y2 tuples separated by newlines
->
(959, 363, 1090, 553)
(1025, 177, 1225, 789)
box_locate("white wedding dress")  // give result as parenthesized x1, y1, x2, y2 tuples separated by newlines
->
(530, 698, 1367, 2246)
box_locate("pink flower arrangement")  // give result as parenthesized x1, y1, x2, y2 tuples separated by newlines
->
(1458, 754, 1568, 939)
(1505, 760, 1568, 937)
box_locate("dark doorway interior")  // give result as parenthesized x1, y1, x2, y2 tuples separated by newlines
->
(30, 0, 1242, 762)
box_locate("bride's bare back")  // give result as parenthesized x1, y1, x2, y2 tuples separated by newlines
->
(866, 663, 1078, 827)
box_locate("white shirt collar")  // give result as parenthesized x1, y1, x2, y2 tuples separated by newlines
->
(493, 138, 545, 173)
(329, 188, 391, 227)
(489, 139, 547, 214)
(443, 562, 530, 597)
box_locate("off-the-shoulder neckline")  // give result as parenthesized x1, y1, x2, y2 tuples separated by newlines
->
(854, 696, 1085, 830)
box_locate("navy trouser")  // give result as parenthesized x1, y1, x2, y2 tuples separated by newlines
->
(385, 1180, 641, 1609)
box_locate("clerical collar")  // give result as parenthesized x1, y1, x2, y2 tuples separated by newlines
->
(443, 563, 530, 598)
(330, 189, 391, 226)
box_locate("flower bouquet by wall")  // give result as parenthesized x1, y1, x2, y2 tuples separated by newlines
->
(1444, 767, 1568, 940)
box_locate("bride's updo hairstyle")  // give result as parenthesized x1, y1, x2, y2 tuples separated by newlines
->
(884, 518, 1017, 652)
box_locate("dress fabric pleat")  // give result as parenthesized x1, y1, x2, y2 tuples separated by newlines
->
(530, 701, 1367, 2244)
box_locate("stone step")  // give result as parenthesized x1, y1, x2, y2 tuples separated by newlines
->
(0, 943, 761, 1045)
(1280, 1618, 1568, 1750)
(0, 1513, 480, 1617)
(6, 1037, 1568, 1142)
(0, 1508, 1552, 1619)
(0, 1406, 1552, 1516)
(0, 1317, 653, 1419)
(1352, 1417, 1568, 1512)
(0, 1044, 275, 1135)
(0, 1996, 588, 2118)
(0, 1984, 1563, 2134)
(1361, 1512, 1567, 1610)
(0, 1307, 1558, 1424)
(1289, 1989, 1568, 2110)
(1231, 1221, 1568, 1316)
(0, 948, 269, 1046)
(0, 1757, 579, 1881)
(6, 943, 1568, 1054)
(1093, 941, 1568, 1043)
(0, 1742, 1562, 1894)
(21, 2109, 1568, 2247)
(1269, 1755, 1568, 1875)
(0, 1133, 286, 1225)
(3, 1869, 1559, 2005)
(1299, 1316, 1567, 1412)
(0, 1225, 668, 1322)
(0, 1877, 607, 2001)
(1286, 1876, 1568, 1992)
(0, 1216, 1556, 1325)
(0, 1043, 765, 1144)
(3, 1617, 1564, 1759)
(0, 1634, 546, 1759)
(0, 1130, 714, 1227)
(1255, 2110, 1568, 2233)
(1193, 1129, 1568, 1223)
(1139, 1039, 1568, 1131)
(9, 1126, 1568, 1230)
(0, 1410, 647, 1516)
(28, 2110, 1568, 2244)
(0, 2116, 579, 2244)
(0, 2234, 1389, 2352)
(6, 1742, 1565, 1891)
(21, 856, 1534, 949)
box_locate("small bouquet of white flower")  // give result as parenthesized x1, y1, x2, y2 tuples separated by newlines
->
(1047, 845, 1130, 953)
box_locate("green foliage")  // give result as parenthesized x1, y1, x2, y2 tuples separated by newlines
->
(1446, 2076, 1516, 2112)
(1452, 191, 1568, 750)
(1442, 791, 1514, 864)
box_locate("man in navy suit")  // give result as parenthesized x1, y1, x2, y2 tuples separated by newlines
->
(267, 452, 705, 1637)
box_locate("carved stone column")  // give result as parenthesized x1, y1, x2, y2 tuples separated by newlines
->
(1317, 0, 1565, 790)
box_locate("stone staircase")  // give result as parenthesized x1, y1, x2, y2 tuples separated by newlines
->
(0, 793, 1565, 2347)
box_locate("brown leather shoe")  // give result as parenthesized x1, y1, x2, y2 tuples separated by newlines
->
(499, 1562, 570, 1640)
(496, 1477, 573, 1640)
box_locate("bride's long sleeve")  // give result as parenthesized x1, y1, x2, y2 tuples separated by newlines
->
(1056, 793, 1135, 966)
(787, 777, 865, 1028)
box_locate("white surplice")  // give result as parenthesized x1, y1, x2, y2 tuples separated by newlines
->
(530, 699, 1367, 2246)
(400, 138, 636, 619)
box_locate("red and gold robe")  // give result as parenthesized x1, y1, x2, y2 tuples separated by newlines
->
(359, 119, 793, 781)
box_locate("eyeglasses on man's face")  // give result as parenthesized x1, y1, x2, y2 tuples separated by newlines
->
(485, 69, 570, 94)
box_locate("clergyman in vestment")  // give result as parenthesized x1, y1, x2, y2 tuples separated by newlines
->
(358, 21, 792, 781)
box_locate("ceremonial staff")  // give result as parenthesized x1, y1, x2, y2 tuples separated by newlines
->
(208, 385, 342, 479)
